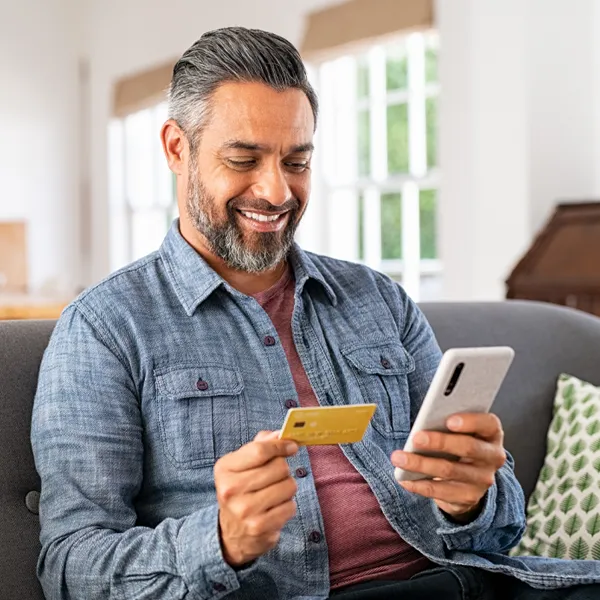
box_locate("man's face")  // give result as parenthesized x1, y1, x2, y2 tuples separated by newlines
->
(184, 82, 314, 273)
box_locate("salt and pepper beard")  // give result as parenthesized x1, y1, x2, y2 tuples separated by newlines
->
(185, 157, 301, 274)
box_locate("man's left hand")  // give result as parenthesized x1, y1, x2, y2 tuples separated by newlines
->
(391, 413, 507, 522)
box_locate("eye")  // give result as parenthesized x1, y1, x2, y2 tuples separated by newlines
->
(226, 159, 256, 170)
(284, 161, 310, 172)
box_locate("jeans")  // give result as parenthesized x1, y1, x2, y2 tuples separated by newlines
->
(330, 567, 600, 599)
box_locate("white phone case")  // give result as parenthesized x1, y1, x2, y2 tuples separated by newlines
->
(394, 346, 514, 482)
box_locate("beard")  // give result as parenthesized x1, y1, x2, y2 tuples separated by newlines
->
(185, 163, 301, 274)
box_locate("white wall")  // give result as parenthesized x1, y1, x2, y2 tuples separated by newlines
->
(0, 0, 80, 293)
(526, 0, 598, 235)
(437, 0, 600, 301)
(437, 0, 530, 301)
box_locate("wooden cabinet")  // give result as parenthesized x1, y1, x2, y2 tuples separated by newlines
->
(506, 202, 600, 317)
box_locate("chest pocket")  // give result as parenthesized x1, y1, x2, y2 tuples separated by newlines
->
(341, 341, 415, 438)
(155, 364, 247, 469)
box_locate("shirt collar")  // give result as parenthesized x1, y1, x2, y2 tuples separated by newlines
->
(288, 243, 338, 307)
(160, 220, 337, 316)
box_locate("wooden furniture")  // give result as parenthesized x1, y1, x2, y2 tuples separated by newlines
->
(0, 295, 68, 321)
(506, 202, 600, 317)
(0, 221, 27, 293)
(0, 221, 70, 320)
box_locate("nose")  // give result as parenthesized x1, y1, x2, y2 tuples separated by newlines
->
(252, 165, 293, 207)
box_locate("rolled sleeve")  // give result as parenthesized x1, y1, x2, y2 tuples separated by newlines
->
(434, 454, 527, 554)
(178, 504, 248, 598)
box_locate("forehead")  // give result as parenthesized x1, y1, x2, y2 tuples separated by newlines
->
(202, 81, 314, 148)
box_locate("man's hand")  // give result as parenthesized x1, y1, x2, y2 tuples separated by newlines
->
(391, 413, 507, 521)
(215, 431, 299, 568)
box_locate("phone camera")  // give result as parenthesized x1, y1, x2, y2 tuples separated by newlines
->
(444, 362, 465, 396)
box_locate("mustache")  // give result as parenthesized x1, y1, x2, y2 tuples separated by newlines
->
(227, 196, 301, 214)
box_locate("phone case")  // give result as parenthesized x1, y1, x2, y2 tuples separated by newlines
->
(394, 346, 514, 482)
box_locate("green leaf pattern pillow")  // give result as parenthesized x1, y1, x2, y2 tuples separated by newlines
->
(512, 374, 600, 560)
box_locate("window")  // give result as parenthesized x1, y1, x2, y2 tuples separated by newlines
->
(108, 102, 177, 270)
(309, 31, 440, 301)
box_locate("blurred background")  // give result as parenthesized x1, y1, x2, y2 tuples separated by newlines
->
(1, 0, 599, 319)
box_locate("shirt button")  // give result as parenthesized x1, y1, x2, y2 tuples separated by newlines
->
(25, 490, 40, 514)
(380, 357, 391, 369)
(309, 530, 322, 543)
(196, 379, 209, 391)
(264, 335, 276, 347)
(285, 399, 298, 409)
(212, 582, 227, 593)
(295, 467, 308, 478)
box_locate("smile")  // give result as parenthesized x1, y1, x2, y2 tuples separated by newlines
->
(239, 210, 286, 222)
(236, 209, 291, 233)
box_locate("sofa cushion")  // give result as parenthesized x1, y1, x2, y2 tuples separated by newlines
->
(512, 374, 600, 560)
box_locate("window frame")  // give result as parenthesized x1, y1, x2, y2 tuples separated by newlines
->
(308, 30, 441, 300)
(108, 102, 178, 271)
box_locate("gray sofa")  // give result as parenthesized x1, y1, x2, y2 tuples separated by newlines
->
(2, 300, 600, 599)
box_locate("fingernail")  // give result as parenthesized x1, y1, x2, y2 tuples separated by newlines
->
(395, 453, 408, 466)
(414, 432, 429, 446)
(285, 442, 298, 453)
(448, 416, 463, 429)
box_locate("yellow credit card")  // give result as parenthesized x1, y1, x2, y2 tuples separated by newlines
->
(278, 404, 377, 445)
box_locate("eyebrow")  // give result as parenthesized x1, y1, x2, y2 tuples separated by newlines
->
(221, 140, 314, 153)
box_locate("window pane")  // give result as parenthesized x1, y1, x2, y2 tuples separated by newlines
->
(381, 193, 402, 259)
(425, 46, 438, 83)
(387, 104, 409, 173)
(124, 109, 155, 209)
(386, 43, 408, 90)
(131, 208, 170, 260)
(358, 109, 371, 177)
(420, 189, 437, 259)
(358, 193, 365, 260)
(426, 97, 438, 169)
(357, 56, 369, 99)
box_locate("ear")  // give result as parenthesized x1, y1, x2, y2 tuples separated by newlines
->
(161, 119, 189, 175)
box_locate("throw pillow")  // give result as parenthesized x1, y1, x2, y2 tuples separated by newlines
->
(511, 373, 600, 560)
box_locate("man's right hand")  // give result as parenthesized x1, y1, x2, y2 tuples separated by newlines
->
(214, 430, 299, 568)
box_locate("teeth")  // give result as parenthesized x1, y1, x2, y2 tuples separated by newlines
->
(241, 211, 282, 223)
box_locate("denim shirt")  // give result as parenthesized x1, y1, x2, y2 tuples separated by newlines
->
(32, 221, 600, 600)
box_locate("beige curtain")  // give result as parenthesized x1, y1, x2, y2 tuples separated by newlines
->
(113, 61, 176, 118)
(301, 0, 434, 60)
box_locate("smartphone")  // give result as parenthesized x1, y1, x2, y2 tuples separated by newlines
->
(394, 346, 514, 482)
(279, 404, 377, 445)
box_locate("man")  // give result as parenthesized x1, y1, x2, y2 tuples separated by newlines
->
(32, 27, 600, 599)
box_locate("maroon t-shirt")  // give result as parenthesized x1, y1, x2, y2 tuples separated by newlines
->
(253, 266, 431, 589)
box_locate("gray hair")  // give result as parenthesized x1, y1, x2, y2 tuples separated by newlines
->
(168, 27, 318, 148)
